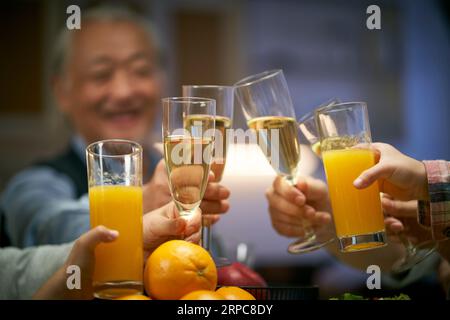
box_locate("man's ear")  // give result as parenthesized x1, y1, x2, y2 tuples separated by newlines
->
(52, 75, 71, 114)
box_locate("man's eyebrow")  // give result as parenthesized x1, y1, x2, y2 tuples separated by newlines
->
(87, 56, 114, 67)
(125, 52, 153, 63)
(85, 52, 153, 68)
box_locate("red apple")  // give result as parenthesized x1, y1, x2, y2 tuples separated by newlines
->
(217, 262, 267, 287)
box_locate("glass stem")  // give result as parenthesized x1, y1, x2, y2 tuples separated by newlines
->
(399, 232, 416, 257)
(201, 216, 212, 252)
(284, 175, 296, 186)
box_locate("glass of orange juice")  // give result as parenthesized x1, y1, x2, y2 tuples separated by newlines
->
(86, 139, 143, 299)
(316, 102, 386, 252)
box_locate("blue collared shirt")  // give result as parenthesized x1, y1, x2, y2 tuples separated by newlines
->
(1, 136, 161, 248)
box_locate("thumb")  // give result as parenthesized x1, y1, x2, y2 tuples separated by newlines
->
(77, 225, 119, 252)
(151, 202, 187, 236)
(185, 208, 202, 235)
(353, 162, 394, 189)
(154, 218, 186, 236)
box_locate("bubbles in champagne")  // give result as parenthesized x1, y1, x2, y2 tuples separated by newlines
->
(185, 115, 232, 182)
(164, 136, 213, 215)
(247, 116, 301, 179)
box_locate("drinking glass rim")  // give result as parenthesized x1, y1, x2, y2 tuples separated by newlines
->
(162, 97, 216, 104)
(316, 101, 367, 115)
(86, 139, 142, 158)
(298, 99, 342, 123)
(234, 69, 283, 87)
(298, 109, 316, 124)
(182, 85, 235, 91)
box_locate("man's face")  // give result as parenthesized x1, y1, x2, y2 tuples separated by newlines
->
(55, 20, 162, 144)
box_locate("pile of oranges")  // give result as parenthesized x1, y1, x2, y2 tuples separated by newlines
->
(116, 240, 255, 300)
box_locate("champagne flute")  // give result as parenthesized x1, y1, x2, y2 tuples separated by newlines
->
(182, 85, 234, 267)
(234, 69, 335, 254)
(162, 97, 215, 221)
(388, 199, 437, 274)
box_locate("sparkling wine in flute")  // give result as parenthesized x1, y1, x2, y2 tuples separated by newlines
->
(185, 115, 232, 182)
(247, 115, 301, 181)
(210, 115, 232, 181)
(164, 135, 213, 216)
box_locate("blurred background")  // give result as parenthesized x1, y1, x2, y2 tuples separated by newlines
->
(0, 0, 449, 299)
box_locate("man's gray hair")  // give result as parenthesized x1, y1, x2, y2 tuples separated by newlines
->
(51, 5, 162, 77)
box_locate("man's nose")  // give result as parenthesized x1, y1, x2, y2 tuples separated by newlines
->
(109, 70, 134, 101)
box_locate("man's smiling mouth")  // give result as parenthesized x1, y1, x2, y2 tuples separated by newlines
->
(102, 107, 144, 126)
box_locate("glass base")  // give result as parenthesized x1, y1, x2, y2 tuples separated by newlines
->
(338, 231, 387, 252)
(288, 233, 335, 254)
(391, 240, 438, 274)
(93, 281, 143, 299)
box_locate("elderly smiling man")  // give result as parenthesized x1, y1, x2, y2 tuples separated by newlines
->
(0, 6, 230, 248)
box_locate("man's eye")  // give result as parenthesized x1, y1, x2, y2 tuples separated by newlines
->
(133, 65, 154, 77)
(90, 71, 111, 82)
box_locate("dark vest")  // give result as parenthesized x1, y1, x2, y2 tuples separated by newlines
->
(36, 147, 88, 198)
(0, 146, 87, 247)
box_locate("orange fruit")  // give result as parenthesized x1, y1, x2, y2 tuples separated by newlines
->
(115, 294, 151, 300)
(216, 286, 256, 300)
(180, 290, 224, 300)
(144, 240, 217, 300)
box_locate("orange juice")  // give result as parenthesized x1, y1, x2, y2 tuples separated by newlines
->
(322, 148, 385, 251)
(89, 185, 143, 294)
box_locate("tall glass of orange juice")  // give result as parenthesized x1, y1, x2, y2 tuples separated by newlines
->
(86, 139, 143, 299)
(316, 102, 386, 252)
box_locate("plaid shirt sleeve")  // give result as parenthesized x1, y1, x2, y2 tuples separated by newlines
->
(417, 198, 432, 228)
(417, 160, 450, 240)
